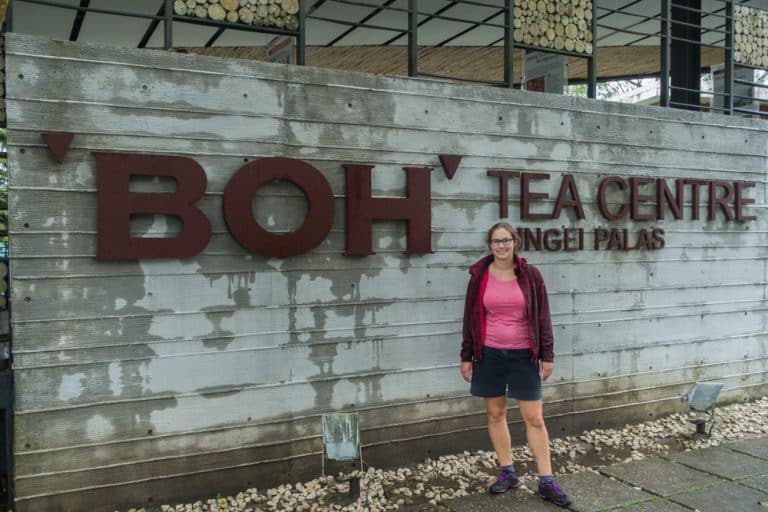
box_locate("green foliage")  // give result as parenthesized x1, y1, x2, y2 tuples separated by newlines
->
(566, 79, 651, 100)
(567, 83, 588, 98)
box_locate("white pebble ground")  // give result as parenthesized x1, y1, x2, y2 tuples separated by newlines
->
(121, 396, 768, 512)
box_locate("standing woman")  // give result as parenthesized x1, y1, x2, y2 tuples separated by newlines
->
(460, 222, 571, 508)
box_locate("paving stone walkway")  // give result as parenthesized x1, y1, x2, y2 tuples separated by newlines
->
(441, 436, 768, 512)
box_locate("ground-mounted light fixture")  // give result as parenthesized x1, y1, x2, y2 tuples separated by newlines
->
(321, 412, 363, 502)
(681, 382, 725, 438)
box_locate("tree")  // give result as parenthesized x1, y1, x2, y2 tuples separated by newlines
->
(566, 79, 653, 100)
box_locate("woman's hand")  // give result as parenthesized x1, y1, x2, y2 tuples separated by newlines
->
(540, 361, 553, 381)
(460, 361, 473, 382)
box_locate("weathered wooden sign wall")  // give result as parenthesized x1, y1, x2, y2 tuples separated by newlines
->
(5, 34, 766, 511)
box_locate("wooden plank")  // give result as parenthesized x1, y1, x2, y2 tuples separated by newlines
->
(14, 354, 762, 475)
(10, 259, 766, 323)
(8, 133, 768, 190)
(8, 145, 768, 200)
(10, 229, 768, 259)
(12, 358, 766, 488)
(9, 245, 768, 281)
(569, 310, 766, 361)
(13, 327, 767, 410)
(571, 334, 768, 379)
(8, 101, 767, 172)
(13, 333, 462, 410)
(12, 365, 465, 449)
(8, 189, 765, 241)
(11, 289, 765, 363)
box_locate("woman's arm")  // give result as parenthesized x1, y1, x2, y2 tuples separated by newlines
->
(534, 267, 555, 363)
(460, 276, 476, 362)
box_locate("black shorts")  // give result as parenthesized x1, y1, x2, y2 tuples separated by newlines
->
(470, 347, 542, 401)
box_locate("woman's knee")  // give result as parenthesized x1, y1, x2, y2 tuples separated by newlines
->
(523, 413, 546, 430)
(485, 399, 508, 424)
(519, 401, 546, 430)
(487, 409, 507, 424)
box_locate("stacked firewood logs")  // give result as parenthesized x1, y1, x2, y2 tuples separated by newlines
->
(173, 0, 299, 31)
(512, 0, 593, 54)
(734, 5, 768, 69)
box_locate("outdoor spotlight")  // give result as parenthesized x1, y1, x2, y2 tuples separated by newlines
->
(681, 382, 725, 438)
(321, 412, 363, 502)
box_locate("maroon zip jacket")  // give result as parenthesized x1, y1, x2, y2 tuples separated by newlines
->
(460, 254, 555, 364)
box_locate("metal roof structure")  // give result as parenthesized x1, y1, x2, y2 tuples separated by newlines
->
(7, 0, 768, 49)
(4, 0, 768, 112)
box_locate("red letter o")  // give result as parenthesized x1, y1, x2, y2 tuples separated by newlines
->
(223, 157, 334, 257)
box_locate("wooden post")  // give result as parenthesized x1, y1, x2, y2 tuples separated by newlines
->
(724, 1, 734, 115)
(587, 0, 596, 98)
(660, 0, 671, 107)
(408, 0, 417, 77)
(296, 0, 306, 65)
(505, 0, 514, 88)
(163, 0, 173, 50)
(3, 0, 11, 32)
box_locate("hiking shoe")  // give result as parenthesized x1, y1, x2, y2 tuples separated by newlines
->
(488, 470, 520, 494)
(537, 479, 572, 508)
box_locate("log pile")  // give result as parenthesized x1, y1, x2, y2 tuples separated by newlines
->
(734, 5, 768, 69)
(0, 0, 8, 26)
(512, 0, 593, 55)
(173, 0, 300, 31)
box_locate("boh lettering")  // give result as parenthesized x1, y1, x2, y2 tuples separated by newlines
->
(94, 153, 757, 260)
(94, 153, 432, 260)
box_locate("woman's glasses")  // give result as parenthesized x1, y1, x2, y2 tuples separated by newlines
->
(490, 238, 514, 247)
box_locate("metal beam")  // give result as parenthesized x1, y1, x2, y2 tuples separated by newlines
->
(68, 0, 90, 41)
(138, 2, 165, 49)
(588, 1, 597, 98)
(408, 0, 416, 76)
(660, 0, 671, 107)
(611, 0, 739, 48)
(435, 8, 504, 47)
(724, 0, 734, 115)
(326, 0, 397, 47)
(205, 27, 225, 47)
(597, 0, 644, 21)
(297, 0, 306, 65)
(4, 0, 12, 32)
(504, 0, 513, 88)
(307, 0, 327, 16)
(382, 1, 459, 46)
(163, 0, 172, 49)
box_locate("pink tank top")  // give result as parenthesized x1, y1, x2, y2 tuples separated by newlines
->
(483, 273, 532, 350)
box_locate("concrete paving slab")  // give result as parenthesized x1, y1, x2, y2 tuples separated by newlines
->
(728, 438, 768, 461)
(442, 489, 559, 512)
(600, 456, 724, 496)
(555, 471, 653, 512)
(743, 475, 768, 493)
(665, 447, 768, 480)
(669, 481, 768, 512)
(608, 498, 690, 512)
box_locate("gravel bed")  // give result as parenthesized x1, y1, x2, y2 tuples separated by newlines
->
(122, 396, 768, 512)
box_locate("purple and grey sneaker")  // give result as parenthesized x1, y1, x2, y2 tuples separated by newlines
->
(488, 470, 520, 494)
(537, 479, 572, 508)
